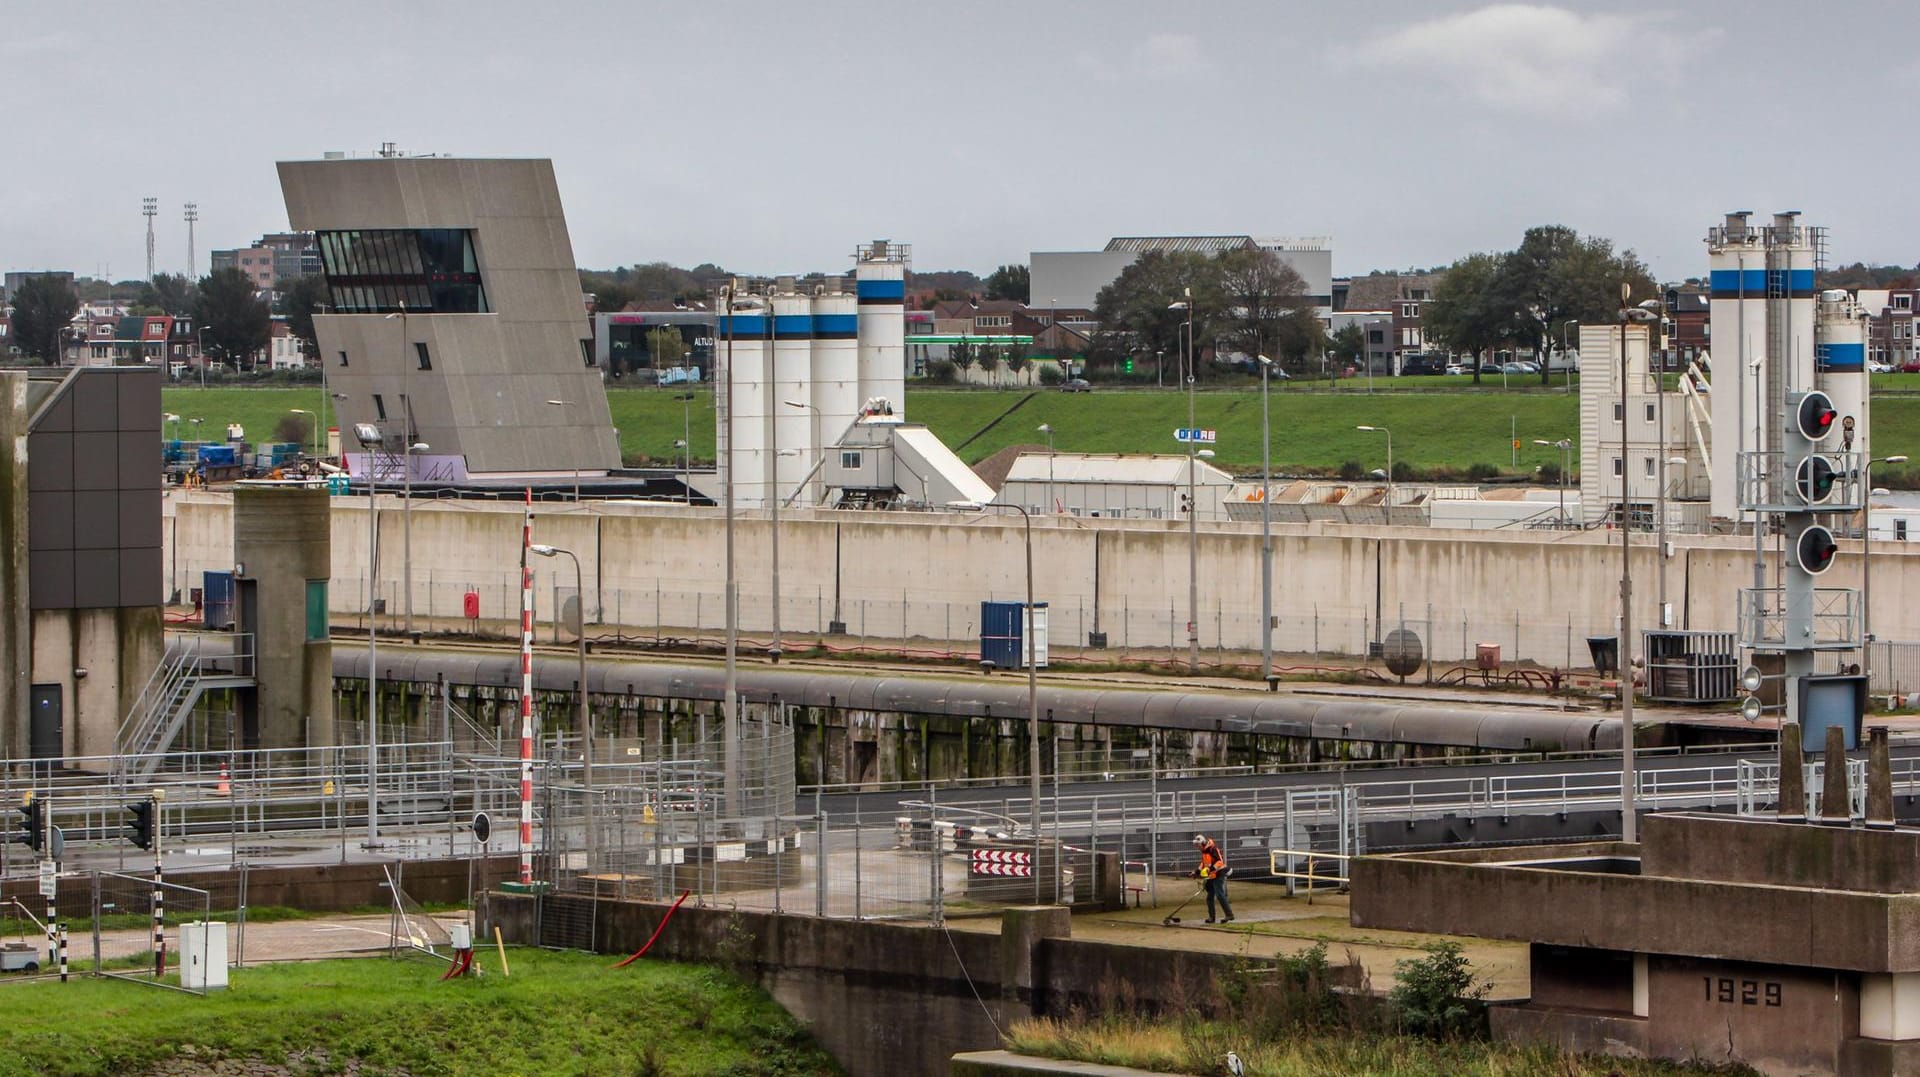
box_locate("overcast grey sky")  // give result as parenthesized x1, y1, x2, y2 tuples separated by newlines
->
(5, 1, 1914, 282)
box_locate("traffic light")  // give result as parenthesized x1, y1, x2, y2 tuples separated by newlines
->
(1124, 357, 1135, 374)
(124, 799, 155, 851)
(1794, 391, 1838, 443)
(1794, 454, 1838, 504)
(16, 797, 41, 852)
(1794, 525, 1839, 575)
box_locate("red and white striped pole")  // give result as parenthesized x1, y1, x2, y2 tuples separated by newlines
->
(518, 487, 535, 885)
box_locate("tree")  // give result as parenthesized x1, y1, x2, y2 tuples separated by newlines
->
(192, 268, 272, 372)
(1217, 247, 1310, 365)
(984, 264, 1031, 303)
(648, 325, 688, 368)
(1424, 253, 1521, 385)
(1493, 225, 1658, 383)
(1330, 323, 1366, 368)
(137, 273, 197, 317)
(1093, 250, 1225, 382)
(1001, 342, 1031, 385)
(276, 274, 330, 359)
(9, 274, 79, 363)
(950, 342, 979, 382)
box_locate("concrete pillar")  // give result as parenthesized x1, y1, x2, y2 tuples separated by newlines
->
(1868, 726, 1895, 830)
(1778, 723, 1805, 823)
(999, 905, 1070, 1020)
(1822, 725, 1851, 825)
(233, 483, 332, 748)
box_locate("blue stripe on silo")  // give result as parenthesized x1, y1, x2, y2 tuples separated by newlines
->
(1710, 267, 1818, 298)
(774, 314, 814, 338)
(857, 278, 905, 301)
(1818, 342, 1865, 371)
(814, 314, 858, 338)
(716, 315, 769, 335)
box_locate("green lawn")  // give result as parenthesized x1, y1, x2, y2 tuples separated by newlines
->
(156, 382, 1920, 486)
(0, 950, 838, 1077)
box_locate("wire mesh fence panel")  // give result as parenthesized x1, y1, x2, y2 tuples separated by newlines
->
(93, 871, 212, 993)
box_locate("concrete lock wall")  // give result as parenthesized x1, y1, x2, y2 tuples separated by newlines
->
(0, 374, 29, 754)
(233, 484, 332, 749)
(164, 493, 1920, 668)
(479, 893, 1255, 1077)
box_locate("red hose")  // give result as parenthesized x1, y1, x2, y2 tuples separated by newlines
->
(612, 889, 692, 968)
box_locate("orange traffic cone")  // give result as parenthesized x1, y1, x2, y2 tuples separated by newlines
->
(214, 762, 231, 796)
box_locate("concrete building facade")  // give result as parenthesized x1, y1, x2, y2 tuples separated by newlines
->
(2, 367, 165, 760)
(279, 155, 619, 479)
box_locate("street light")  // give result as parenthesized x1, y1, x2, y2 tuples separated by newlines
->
(401, 440, 428, 636)
(164, 412, 181, 442)
(529, 542, 592, 868)
(1863, 455, 1908, 691)
(1357, 426, 1394, 514)
(1535, 439, 1572, 526)
(1617, 287, 1661, 845)
(545, 399, 580, 501)
(679, 391, 698, 502)
(1169, 289, 1198, 673)
(352, 421, 384, 846)
(1037, 423, 1055, 513)
(1258, 355, 1277, 688)
(288, 409, 317, 458)
(947, 500, 1043, 875)
(196, 324, 216, 389)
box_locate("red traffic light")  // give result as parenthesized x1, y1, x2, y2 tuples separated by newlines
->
(1795, 525, 1838, 575)
(1795, 392, 1838, 442)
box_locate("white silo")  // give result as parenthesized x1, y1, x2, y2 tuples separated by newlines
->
(809, 278, 860, 503)
(855, 239, 909, 418)
(771, 280, 813, 507)
(1816, 289, 1871, 463)
(718, 290, 772, 509)
(1706, 212, 1820, 521)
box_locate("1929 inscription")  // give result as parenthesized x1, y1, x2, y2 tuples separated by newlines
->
(1703, 976, 1782, 1007)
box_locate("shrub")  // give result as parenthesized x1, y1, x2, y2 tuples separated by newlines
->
(1464, 462, 1499, 481)
(1039, 365, 1064, 386)
(1390, 941, 1488, 1039)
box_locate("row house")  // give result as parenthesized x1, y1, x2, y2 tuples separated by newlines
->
(1860, 288, 1920, 370)
(1663, 291, 1709, 369)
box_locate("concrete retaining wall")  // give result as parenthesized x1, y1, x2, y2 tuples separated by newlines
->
(479, 893, 1248, 1077)
(165, 494, 1920, 668)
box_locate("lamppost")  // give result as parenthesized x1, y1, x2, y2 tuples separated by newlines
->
(1535, 439, 1572, 526)
(672, 440, 690, 502)
(165, 412, 180, 443)
(196, 324, 216, 389)
(1617, 288, 1661, 845)
(784, 399, 822, 507)
(948, 501, 1042, 849)
(679, 391, 698, 501)
(1258, 355, 1277, 687)
(401, 440, 428, 636)
(529, 542, 592, 867)
(288, 409, 317, 458)
(352, 421, 385, 846)
(1357, 426, 1393, 515)
(545, 399, 580, 501)
(1562, 320, 1579, 394)
(1037, 423, 1055, 513)
(1169, 289, 1198, 673)
(720, 284, 741, 817)
(772, 446, 803, 661)
(1863, 455, 1908, 691)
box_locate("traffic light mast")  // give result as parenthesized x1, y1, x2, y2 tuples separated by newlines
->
(1737, 388, 1865, 758)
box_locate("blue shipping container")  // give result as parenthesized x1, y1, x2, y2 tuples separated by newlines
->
(198, 444, 237, 466)
(203, 570, 234, 630)
(980, 601, 1048, 670)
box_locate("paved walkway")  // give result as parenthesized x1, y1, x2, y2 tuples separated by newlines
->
(948, 887, 1529, 1000)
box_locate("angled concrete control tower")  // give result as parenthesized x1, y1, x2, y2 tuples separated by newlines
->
(278, 153, 619, 481)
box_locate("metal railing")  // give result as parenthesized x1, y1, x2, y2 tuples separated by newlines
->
(117, 632, 256, 769)
(1738, 587, 1859, 651)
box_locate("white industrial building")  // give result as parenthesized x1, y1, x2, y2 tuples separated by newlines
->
(998, 453, 1235, 520)
(1576, 321, 1709, 531)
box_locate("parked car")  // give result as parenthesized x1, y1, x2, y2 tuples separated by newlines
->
(1869, 360, 1894, 374)
(1061, 378, 1092, 392)
(1501, 361, 1540, 375)
(1899, 359, 1920, 374)
(1445, 363, 1469, 375)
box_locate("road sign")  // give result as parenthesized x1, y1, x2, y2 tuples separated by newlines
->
(970, 849, 1034, 877)
(1173, 428, 1217, 444)
(37, 860, 54, 899)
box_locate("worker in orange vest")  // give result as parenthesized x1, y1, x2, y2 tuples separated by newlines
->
(1188, 833, 1234, 923)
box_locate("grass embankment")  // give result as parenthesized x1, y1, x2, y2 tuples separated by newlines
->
(1007, 1017, 1745, 1076)
(0, 950, 838, 1077)
(159, 382, 1920, 486)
